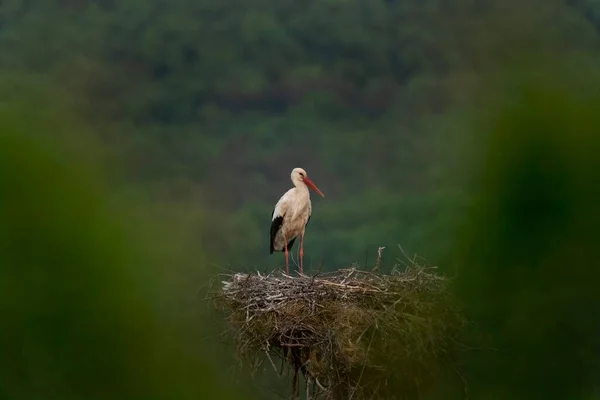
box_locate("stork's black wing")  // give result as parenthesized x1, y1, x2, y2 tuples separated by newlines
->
(269, 209, 300, 254)
(270, 209, 284, 254)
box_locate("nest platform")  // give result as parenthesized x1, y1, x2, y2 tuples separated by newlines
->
(215, 265, 466, 399)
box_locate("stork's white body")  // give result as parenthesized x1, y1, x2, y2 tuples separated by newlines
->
(270, 186, 312, 253)
(269, 168, 324, 274)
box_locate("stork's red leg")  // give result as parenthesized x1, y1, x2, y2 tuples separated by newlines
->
(285, 247, 290, 275)
(284, 233, 290, 275)
(299, 233, 304, 274)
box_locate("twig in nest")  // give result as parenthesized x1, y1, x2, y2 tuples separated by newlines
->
(373, 246, 385, 272)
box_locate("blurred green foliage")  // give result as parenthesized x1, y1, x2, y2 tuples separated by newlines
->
(448, 70, 600, 399)
(1, 0, 600, 398)
(0, 100, 246, 399)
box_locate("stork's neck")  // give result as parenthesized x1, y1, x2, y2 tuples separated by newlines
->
(294, 180, 310, 196)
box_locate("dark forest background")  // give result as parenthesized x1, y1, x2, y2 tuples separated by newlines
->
(1, 0, 600, 399)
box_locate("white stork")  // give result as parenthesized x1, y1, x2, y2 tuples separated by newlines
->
(270, 167, 325, 274)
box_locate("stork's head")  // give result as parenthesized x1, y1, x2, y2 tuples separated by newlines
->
(291, 167, 325, 197)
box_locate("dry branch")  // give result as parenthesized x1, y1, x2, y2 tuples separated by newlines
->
(213, 263, 466, 400)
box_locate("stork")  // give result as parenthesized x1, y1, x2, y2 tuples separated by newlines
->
(270, 167, 325, 274)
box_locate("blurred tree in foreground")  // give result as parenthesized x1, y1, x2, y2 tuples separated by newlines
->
(0, 98, 245, 400)
(448, 65, 600, 399)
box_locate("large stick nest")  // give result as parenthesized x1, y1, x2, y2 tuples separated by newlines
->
(214, 264, 467, 399)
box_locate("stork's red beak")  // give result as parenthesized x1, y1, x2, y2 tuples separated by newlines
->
(303, 176, 325, 198)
